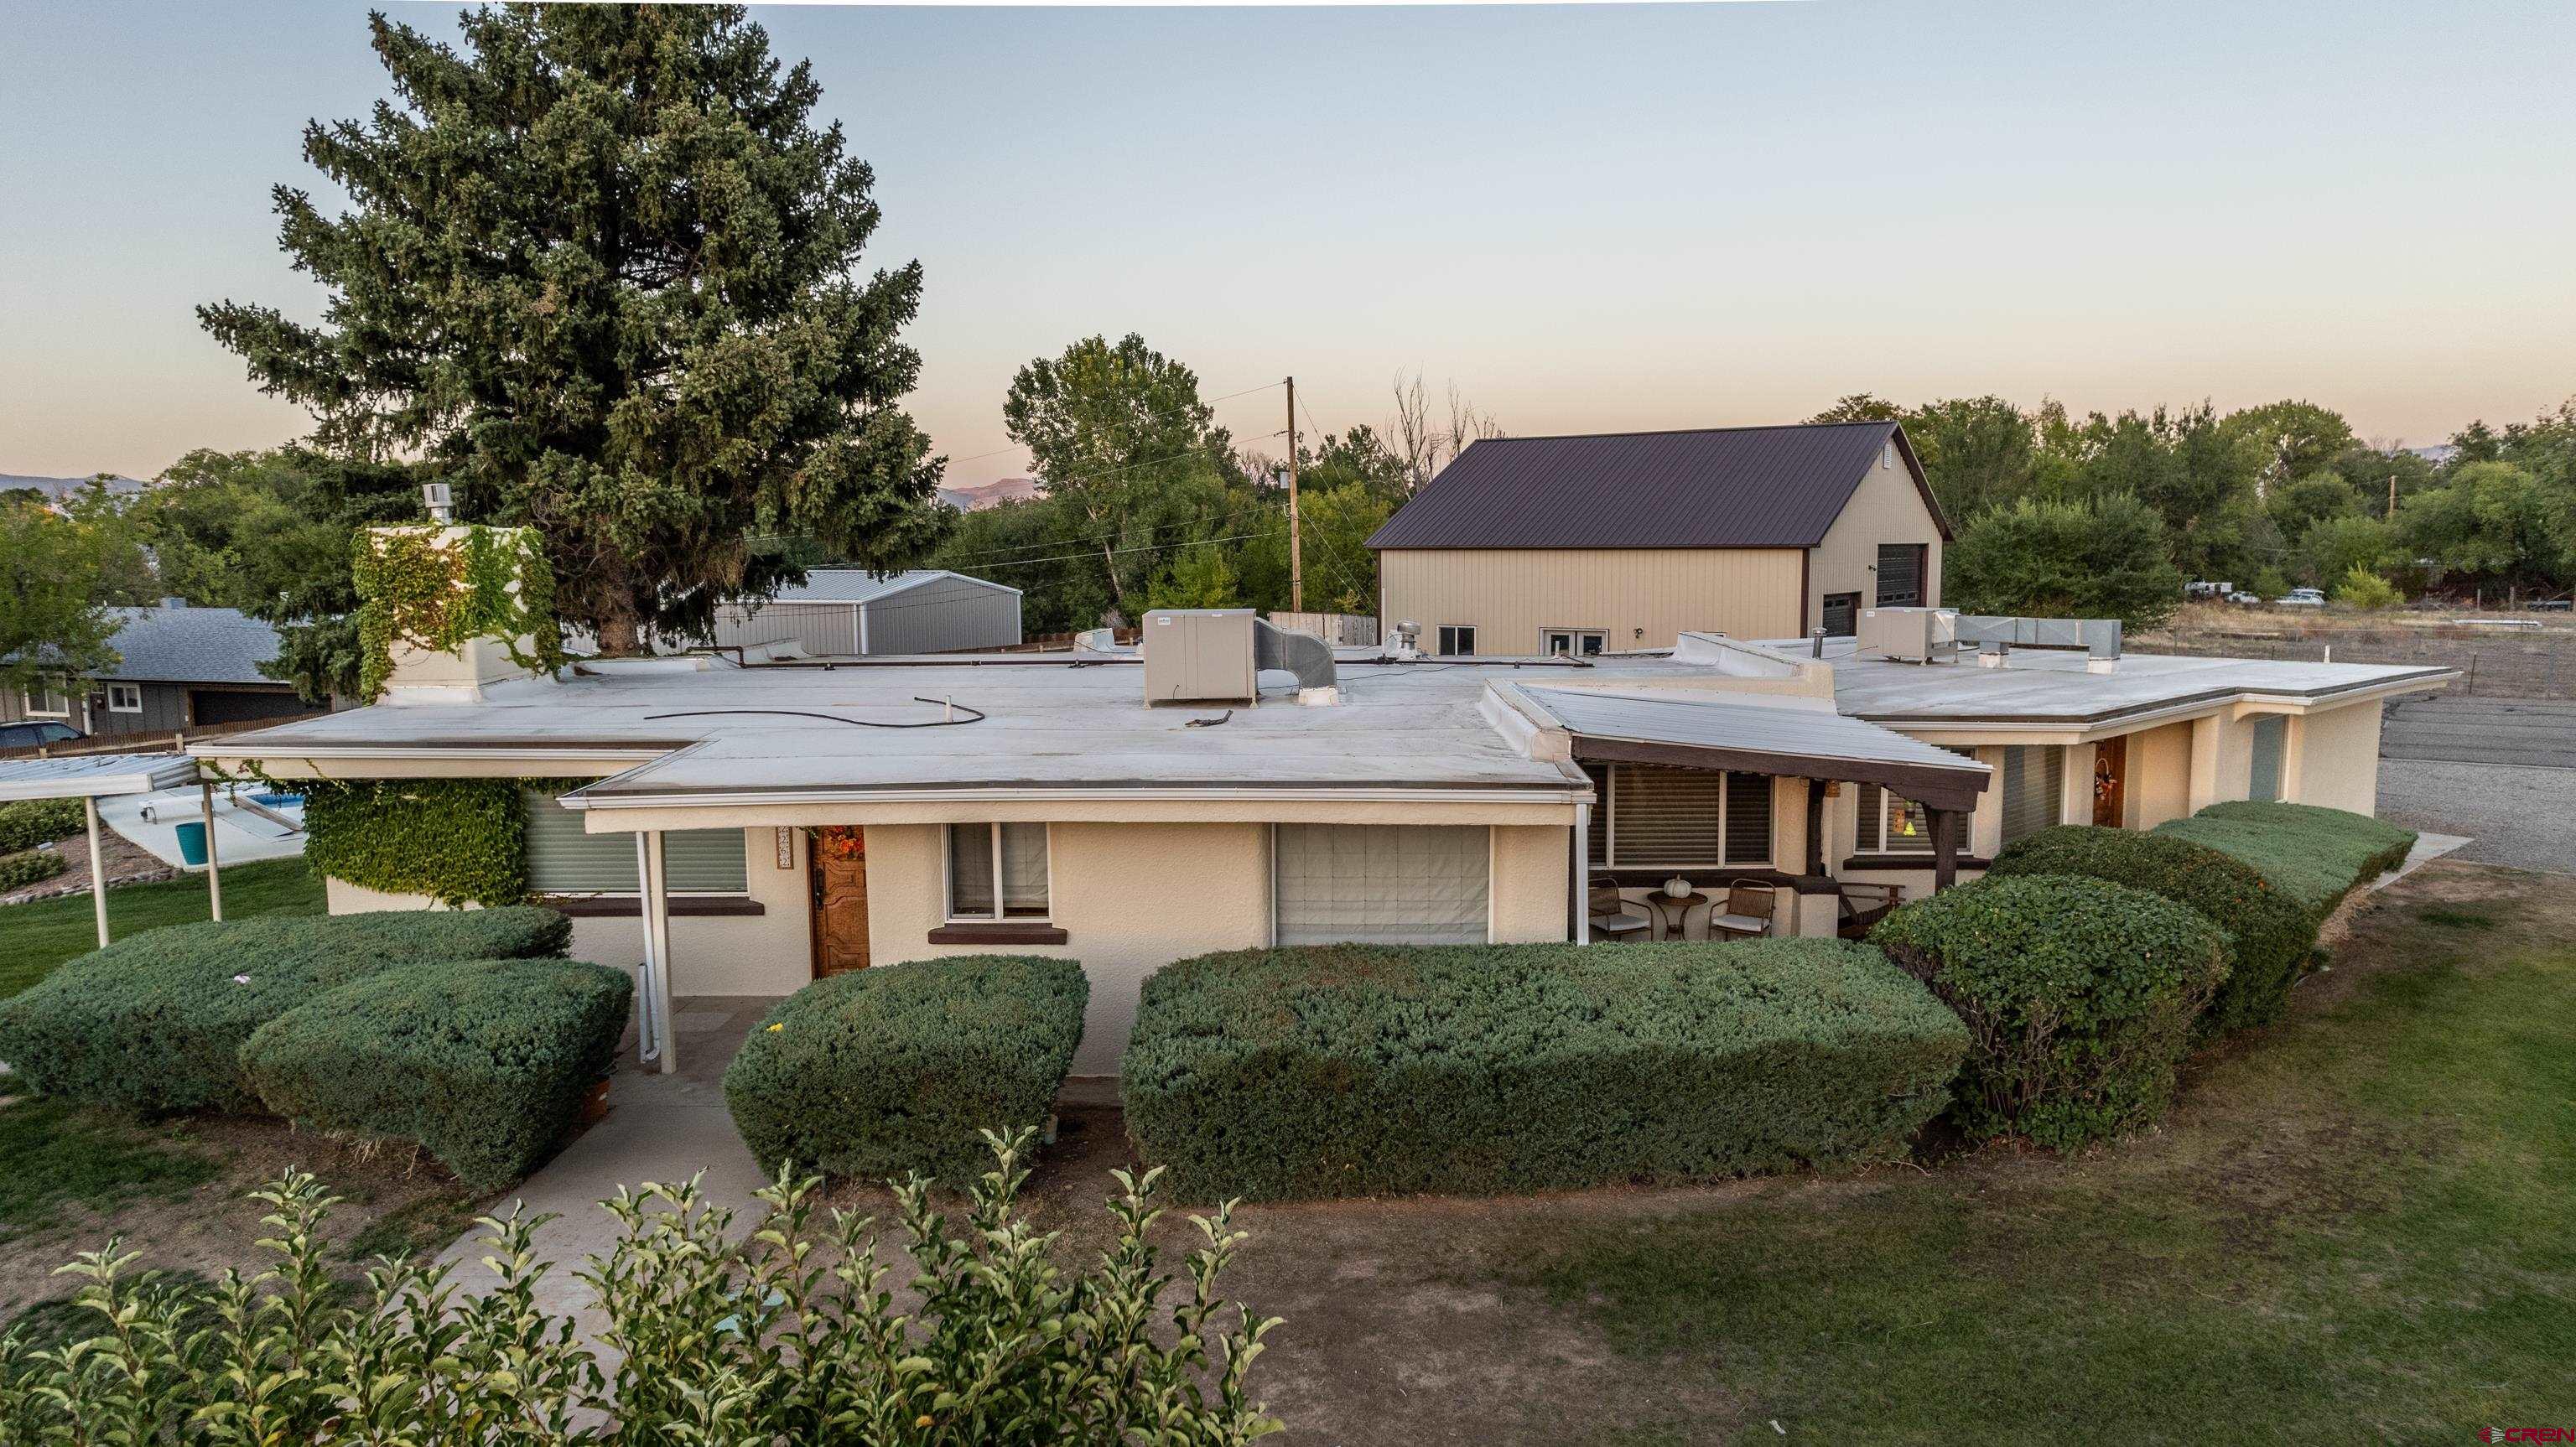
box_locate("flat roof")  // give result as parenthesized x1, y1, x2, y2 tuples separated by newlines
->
(1764, 638, 2455, 726)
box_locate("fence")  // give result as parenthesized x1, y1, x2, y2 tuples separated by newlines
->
(2137, 627, 2576, 699)
(0, 715, 283, 763)
(1265, 612, 1379, 647)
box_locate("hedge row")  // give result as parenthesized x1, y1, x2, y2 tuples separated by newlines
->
(1120, 939, 1967, 1201)
(0, 907, 574, 1114)
(1987, 826, 2316, 1034)
(2153, 801, 2418, 922)
(0, 799, 85, 855)
(1872, 874, 2228, 1150)
(724, 957, 1088, 1184)
(0, 848, 68, 893)
(241, 958, 631, 1190)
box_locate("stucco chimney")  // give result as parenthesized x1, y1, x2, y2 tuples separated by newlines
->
(355, 523, 562, 705)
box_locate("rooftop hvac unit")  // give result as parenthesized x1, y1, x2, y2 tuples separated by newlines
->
(1142, 609, 1258, 704)
(1857, 606, 1958, 663)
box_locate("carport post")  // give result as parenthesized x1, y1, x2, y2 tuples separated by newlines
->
(641, 829, 678, 1076)
(200, 781, 223, 922)
(83, 796, 109, 948)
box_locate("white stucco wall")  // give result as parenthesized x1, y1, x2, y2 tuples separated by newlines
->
(2295, 700, 2386, 815)
(323, 827, 813, 996)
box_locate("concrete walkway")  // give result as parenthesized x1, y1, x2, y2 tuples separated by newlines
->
(434, 998, 773, 1334)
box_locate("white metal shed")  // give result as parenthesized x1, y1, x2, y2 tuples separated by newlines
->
(710, 570, 1022, 657)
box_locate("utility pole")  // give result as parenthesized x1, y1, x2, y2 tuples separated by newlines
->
(1285, 375, 1303, 613)
(2387, 473, 2398, 519)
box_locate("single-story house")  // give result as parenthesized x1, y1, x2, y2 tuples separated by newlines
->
(1367, 421, 1949, 656)
(2, 599, 325, 741)
(195, 555, 2452, 1077)
(706, 569, 1022, 657)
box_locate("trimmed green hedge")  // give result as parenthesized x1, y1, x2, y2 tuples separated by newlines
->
(0, 848, 68, 892)
(0, 907, 573, 1114)
(724, 957, 1088, 1184)
(301, 778, 533, 907)
(1987, 825, 2317, 1034)
(240, 957, 630, 1190)
(1872, 875, 2228, 1151)
(1121, 939, 1969, 1201)
(2153, 801, 2418, 921)
(0, 799, 85, 854)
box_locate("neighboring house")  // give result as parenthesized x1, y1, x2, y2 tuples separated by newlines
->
(2, 599, 325, 740)
(707, 570, 1022, 657)
(196, 555, 2452, 1077)
(1367, 421, 1948, 656)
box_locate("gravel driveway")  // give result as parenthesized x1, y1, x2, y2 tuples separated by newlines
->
(2377, 698, 2574, 874)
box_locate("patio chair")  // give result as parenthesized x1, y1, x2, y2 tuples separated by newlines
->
(1587, 884, 1652, 941)
(1707, 883, 1777, 941)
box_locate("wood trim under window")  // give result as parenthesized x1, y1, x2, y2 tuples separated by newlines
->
(538, 895, 766, 918)
(927, 922, 1070, 945)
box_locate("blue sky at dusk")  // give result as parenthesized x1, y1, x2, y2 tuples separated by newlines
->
(4, 0, 2570, 485)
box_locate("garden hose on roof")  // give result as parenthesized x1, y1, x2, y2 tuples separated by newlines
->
(640, 699, 987, 729)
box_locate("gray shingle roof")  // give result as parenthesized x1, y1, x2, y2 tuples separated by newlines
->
(96, 604, 283, 685)
(1364, 421, 1950, 551)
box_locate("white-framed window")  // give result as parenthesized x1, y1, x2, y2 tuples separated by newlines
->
(2247, 716, 2287, 802)
(1999, 744, 2067, 846)
(1581, 763, 1774, 869)
(21, 682, 70, 718)
(1543, 628, 1607, 657)
(520, 789, 748, 895)
(947, 822, 1050, 921)
(1436, 625, 1477, 656)
(1856, 786, 1937, 855)
(1273, 823, 1488, 946)
(105, 682, 143, 714)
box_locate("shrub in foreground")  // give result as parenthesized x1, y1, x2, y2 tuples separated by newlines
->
(0, 798, 84, 855)
(0, 906, 573, 1114)
(0, 848, 68, 893)
(1988, 825, 2317, 1034)
(724, 957, 1088, 1183)
(1122, 939, 1968, 1201)
(1872, 874, 2228, 1150)
(0, 1138, 1281, 1443)
(2153, 800, 2417, 921)
(240, 957, 630, 1190)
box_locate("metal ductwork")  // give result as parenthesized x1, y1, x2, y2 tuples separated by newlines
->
(1954, 615, 2122, 662)
(1254, 618, 1337, 691)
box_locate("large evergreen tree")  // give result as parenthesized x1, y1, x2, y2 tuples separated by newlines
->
(200, 5, 948, 651)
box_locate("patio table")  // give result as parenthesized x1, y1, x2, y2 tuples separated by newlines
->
(1641, 889, 1711, 941)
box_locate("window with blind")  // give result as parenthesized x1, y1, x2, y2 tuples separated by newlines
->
(1274, 824, 1488, 946)
(2000, 745, 2066, 845)
(1855, 786, 1935, 854)
(1580, 762, 1774, 869)
(521, 789, 748, 895)
(2248, 716, 2287, 801)
(947, 822, 1050, 920)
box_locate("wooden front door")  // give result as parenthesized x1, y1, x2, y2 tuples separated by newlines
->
(2092, 735, 2127, 827)
(809, 830, 871, 977)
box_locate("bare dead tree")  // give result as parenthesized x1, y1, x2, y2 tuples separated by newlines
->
(1388, 369, 1505, 493)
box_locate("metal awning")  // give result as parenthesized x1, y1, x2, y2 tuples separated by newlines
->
(0, 752, 215, 949)
(1514, 687, 1991, 812)
(0, 753, 200, 801)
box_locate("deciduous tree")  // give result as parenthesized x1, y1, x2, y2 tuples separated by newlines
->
(1945, 494, 2185, 630)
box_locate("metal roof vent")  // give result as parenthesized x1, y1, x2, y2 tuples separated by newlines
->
(1254, 617, 1337, 692)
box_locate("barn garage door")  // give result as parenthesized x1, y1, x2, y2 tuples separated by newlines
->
(1273, 825, 1488, 947)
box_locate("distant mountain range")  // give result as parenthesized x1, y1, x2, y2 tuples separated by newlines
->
(937, 476, 1040, 511)
(2, 473, 146, 498)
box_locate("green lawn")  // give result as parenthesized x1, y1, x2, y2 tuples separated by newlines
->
(1500, 876, 2576, 1444)
(0, 857, 325, 999)
(0, 858, 319, 1242)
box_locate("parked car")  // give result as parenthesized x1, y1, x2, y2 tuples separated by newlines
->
(2223, 591, 2262, 605)
(2276, 588, 2327, 608)
(0, 720, 84, 750)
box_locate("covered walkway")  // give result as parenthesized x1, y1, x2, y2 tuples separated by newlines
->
(0, 753, 213, 947)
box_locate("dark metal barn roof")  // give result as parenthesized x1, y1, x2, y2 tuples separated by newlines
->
(1364, 421, 1950, 551)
